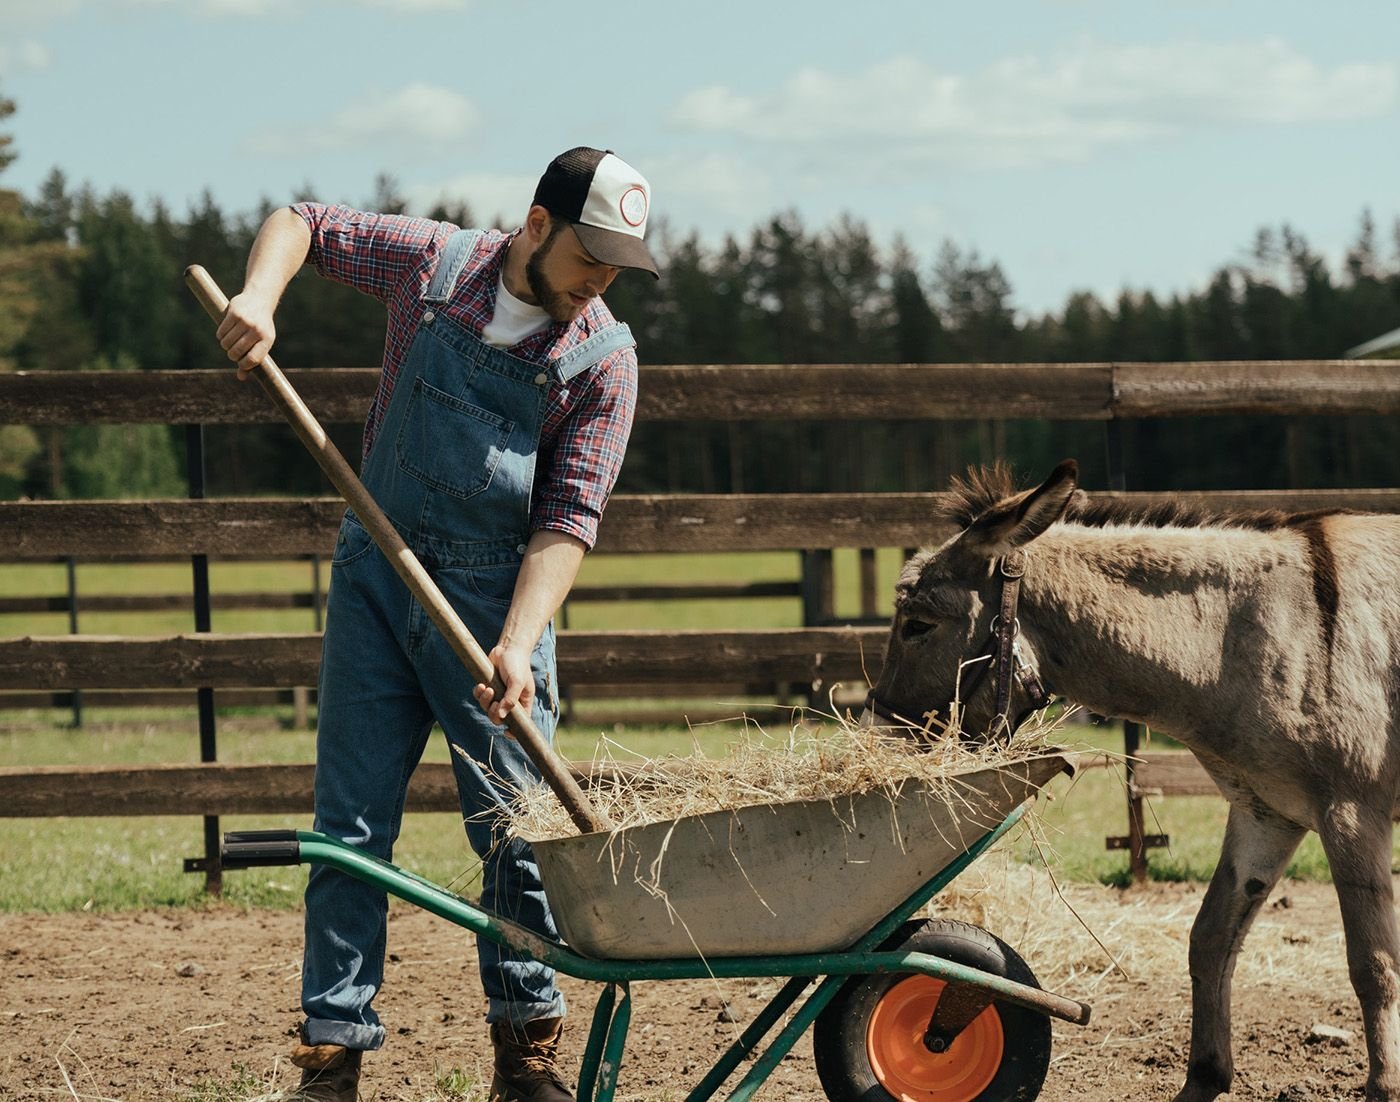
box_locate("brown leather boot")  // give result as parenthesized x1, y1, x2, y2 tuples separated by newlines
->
(289, 1031, 362, 1102)
(489, 1017, 574, 1102)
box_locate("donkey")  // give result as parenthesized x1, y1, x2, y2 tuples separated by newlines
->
(864, 458, 1400, 1102)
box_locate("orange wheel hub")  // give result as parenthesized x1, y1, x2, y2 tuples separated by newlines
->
(866, 976, 1005, 1102)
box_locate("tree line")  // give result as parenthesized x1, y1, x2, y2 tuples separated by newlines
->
(2, 90, 1399, 503)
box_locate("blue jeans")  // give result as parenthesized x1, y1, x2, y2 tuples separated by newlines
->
(299, 515, 564, 1050)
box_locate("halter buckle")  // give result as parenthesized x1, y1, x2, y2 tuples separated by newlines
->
(1000, 549, 1027, 580)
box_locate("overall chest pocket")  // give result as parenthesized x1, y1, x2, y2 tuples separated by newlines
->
(396, 377, 515, 500)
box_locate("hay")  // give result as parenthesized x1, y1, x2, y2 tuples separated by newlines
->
(507, 707, 1072, 842)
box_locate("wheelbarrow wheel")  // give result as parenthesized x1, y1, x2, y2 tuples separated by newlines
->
(813, 918, 1051, 1102)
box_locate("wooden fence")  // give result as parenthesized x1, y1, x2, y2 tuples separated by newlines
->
(4, 361, 1400, 883)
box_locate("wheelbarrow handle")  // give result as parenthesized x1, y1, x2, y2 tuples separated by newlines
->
(184, 264, 612, 836)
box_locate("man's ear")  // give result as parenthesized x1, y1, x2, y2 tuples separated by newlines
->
(523, 205, 553, 246)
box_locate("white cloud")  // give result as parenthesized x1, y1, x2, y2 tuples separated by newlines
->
(0, 0, 78, 26)
(407, 156, 774, 233)
(121, 0, 468, 14)
(247, 83, 479, 155)
(121, 0, 284, 12)
(201, 0, 283, 12)
(0, 40, 52, 77)
(357, 0, 468, 9)
(670, 39, 1397, 168)
(649, 152, 774, 220)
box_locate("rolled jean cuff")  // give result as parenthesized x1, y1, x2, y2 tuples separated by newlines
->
(487, 995, 567, 1027)
(301, 1018, 385, 1052)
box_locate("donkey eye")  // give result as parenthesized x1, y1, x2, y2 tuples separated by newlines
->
(901, 618, 934, 641)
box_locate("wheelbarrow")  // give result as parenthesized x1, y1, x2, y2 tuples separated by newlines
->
(222, 752, 1090, 1102)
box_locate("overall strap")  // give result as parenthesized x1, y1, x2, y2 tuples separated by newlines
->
(424, 228, 483, 304)
(550, 323, 636, 383)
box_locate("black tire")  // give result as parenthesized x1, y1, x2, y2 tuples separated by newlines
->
(813, 918, 1052, 1102)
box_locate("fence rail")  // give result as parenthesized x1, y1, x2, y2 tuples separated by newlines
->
(6, 361, 1400, 881)
(0, 627, 887, 689)
(7, 360, 1400, 424)
(7, 488, 1400, 561)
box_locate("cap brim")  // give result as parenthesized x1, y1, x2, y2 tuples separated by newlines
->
(573, 223, 660, 278)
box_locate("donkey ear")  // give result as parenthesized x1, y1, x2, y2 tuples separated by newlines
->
(960, 459, 1079, 557)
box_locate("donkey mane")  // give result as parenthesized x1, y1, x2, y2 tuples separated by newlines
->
(942, 462, 1351, 534)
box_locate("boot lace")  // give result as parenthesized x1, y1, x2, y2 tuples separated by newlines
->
(517, 1045, 567, 1086)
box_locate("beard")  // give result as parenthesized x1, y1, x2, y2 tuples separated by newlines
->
(525, 222, 586, 324)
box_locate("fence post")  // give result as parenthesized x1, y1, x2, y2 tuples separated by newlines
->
(799, 549, 835, 705)
(1103, 418, 1152, 884)
(294, 554, 324, 730)
(858, 548, 878, 621)
(181, 423, 222, 896)
(557, 598, 575, 725)
(1120, 720, 1149, 882)
(64, 556, 83, 728)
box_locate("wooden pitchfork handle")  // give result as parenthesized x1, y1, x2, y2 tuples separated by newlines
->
(184, 264, 612, 836)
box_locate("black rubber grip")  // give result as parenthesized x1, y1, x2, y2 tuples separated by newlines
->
(222, 829, 302, 868)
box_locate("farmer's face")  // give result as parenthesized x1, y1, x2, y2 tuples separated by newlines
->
(524, 218, 622, 324)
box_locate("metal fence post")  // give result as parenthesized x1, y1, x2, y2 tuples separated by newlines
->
(1102, 419, 1156, 884)
(181, 423, 222, 896)
(64, 556, 83, 728)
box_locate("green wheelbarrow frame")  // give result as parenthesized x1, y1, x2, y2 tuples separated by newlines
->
(222, 800, 1090, 1102)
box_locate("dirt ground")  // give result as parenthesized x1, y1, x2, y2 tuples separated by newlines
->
(0, 873, 1381, 1102)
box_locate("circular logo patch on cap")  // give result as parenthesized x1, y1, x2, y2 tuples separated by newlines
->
(619, 186, 648, 228)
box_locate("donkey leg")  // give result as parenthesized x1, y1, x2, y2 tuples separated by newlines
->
(1173, 802, 1305, 1102)
(1317, 802, 1400, 1102)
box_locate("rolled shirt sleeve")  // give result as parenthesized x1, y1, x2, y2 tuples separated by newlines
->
(530, 347, 638, 550)
(292, 202, 451, 303)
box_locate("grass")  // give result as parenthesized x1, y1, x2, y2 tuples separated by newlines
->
(1027, 725, 1376, 885)
(177, 1064, 282, 1102)
(173, 1062, 490, 1102)
(0, 704, 811, 912)
(0, 548, 907, 636)
(0, 700, 1373, 915)
(0, 551, 1381, 915)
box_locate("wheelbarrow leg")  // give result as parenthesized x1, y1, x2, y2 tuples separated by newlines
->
(577, 982, 631, 1102)
(684, 976, 814, 1102)
(724, 974, 852, 1102)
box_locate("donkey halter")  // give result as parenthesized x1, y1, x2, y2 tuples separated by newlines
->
(866, 547, 1051, 741)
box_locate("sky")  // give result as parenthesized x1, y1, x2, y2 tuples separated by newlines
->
(1, 0, 1397, 320)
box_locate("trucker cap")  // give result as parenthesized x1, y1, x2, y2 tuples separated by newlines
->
(533, 147, 659, 278)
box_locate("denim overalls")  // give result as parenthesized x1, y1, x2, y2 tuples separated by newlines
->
(302, 229, 636, 1050)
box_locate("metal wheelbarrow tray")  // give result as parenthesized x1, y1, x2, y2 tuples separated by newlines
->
(525, 752, 1070, 959)
(222, 753, 1090, 1102)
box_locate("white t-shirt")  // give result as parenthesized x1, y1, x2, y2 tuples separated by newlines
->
(481, 275, 551, 349)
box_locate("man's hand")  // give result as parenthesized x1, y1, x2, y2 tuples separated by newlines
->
(214, 206, 311, 380)
(473, 530, 586, 731)
(473, 641, 536, 727)
(217, 292, 278, 380)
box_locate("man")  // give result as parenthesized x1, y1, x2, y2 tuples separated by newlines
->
(217, 147, 657, 1102)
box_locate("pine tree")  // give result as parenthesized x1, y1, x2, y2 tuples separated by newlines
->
(0, 90, 45, 496)
(888, 238, 943, 363)
(61, 353, 184, 499)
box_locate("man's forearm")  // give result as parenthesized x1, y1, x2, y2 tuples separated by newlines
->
(498, 530, 588, 651)
(243, 206, 312, 305)
(218, 207, 312, 376)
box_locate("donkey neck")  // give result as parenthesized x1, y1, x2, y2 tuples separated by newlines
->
(1018, 522, 1308, 730)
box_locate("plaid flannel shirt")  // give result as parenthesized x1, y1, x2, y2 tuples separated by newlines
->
(292, 202, 638, 550)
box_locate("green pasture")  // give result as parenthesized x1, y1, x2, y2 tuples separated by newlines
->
(0, 547, 908, 636)
(0, 706, 1370, 915)
(0, 551, 1385, 916)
